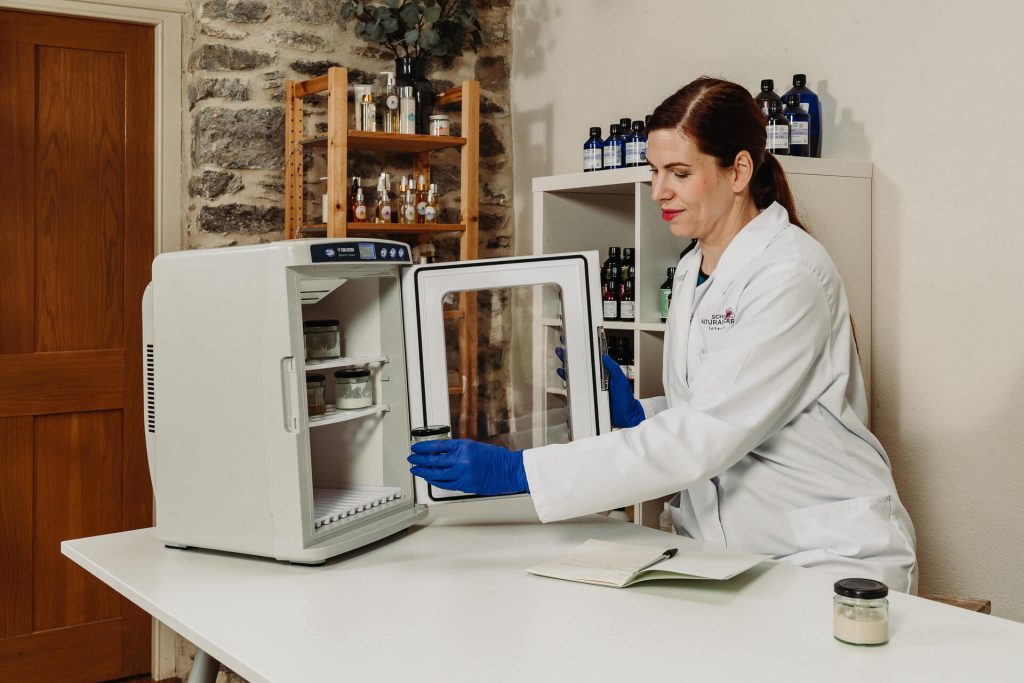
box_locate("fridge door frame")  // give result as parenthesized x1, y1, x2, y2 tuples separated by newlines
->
(403, 252, 611, 506)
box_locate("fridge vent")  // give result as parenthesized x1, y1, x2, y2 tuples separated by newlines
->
(145, 344, 156, 433)
(299, 277, 348, 304)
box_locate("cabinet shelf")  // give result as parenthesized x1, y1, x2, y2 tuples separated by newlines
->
(304, 355, 387, 372)
(301, 131, 467, 154)
(300, 223, 467, 236)
(308, 404, 388, 428)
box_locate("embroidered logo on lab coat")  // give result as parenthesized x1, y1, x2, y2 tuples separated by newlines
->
(700, 307, 736, 332)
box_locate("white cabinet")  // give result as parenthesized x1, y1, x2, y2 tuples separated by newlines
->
(531, 158, 873, 526)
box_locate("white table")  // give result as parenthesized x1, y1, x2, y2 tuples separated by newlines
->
(63, 499, 1024, 682)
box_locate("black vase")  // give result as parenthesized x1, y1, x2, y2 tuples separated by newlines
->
(395, 56, 434, 135)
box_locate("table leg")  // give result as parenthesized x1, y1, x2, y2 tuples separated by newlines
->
(188, 648, 220, 683)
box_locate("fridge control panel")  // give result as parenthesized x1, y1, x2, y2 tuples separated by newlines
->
(310, 240, 411, 264)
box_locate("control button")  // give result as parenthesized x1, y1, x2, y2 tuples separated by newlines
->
(379, 246, 388, 258)
(389, 248, 397, 258)
(397, 247, 406, 259)
(325, 248, 335, 257)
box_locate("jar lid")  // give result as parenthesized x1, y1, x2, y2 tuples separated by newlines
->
(306, 374, 326, 383)
(429, 114, 449, 120)
(334, 368, 370, 379)
(834, 578, 888, 600)
(304, 319, 339, 328)
(411, 425, 451, 438)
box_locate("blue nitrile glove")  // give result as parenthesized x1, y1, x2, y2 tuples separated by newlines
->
(408, 439, 529, 496)
(602, 353, 645, 428)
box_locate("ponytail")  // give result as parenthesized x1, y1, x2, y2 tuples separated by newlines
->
(751, 153, 806, 231)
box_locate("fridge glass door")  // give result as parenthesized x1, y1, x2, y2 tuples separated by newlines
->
(404, 253, 609, 503)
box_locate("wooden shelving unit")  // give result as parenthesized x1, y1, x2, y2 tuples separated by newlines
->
(284, 66, 480, 436)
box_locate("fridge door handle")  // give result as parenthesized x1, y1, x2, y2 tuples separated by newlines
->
(597, 326, 608, 392)
(281, 357, 300, 433)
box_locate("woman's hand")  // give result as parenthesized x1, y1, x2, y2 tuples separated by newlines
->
(408, 439, 529, 495)
(602, 354, 645, 428)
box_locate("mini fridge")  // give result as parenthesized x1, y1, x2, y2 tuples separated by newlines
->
(142, 238, 610, 563)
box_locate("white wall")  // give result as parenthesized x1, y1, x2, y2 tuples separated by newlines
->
(511, 0, 1024, 621)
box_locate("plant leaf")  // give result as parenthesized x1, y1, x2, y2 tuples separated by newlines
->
(424, 5, 441, 22)
(404, 28, 420, 44)
(384, 0, 399, 7)
(399, 3, 421, 25)
(423, 28, 440, 46)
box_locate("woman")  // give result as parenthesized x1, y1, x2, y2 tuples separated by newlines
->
(408, 77, 918, 593)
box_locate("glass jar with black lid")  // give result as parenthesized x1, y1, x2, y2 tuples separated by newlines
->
(410, 425, 451, 443)
(833, 578, 889, 646)
(334, 368, 372, 410)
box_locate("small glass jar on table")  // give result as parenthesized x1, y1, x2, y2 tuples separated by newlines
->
(334, 368, 372, 410)
(833, 578, 889, 646)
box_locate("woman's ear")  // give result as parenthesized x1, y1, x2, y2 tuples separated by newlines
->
(732, 150, 754, 193)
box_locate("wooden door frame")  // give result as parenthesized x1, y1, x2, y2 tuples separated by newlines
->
(0, 0, 184, 678)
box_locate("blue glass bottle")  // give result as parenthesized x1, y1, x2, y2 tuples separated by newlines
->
(625, 121, 645, 167)
(783, 94, 810, 157)
(583, 126, 603, 172)
(784, 74, 821, 157)
(634, 121, 648, 163)
(603, 124, 624, 170)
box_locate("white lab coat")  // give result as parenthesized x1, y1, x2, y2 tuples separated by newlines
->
(523, 202, 918, 593)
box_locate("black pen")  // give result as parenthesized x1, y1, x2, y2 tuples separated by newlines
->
(635, 548, 678, 572)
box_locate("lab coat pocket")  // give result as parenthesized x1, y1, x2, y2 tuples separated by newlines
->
(787, 495, 897, 559)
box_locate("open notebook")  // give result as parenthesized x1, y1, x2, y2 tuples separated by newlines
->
(526, 538, 767, 588)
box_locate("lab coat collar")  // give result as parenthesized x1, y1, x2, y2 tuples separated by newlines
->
(702, 202, 790, 290)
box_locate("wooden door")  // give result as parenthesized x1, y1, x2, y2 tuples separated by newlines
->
(0, 10, 154, 682)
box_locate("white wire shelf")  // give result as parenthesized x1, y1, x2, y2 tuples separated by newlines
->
(304, 355, 388, 372)
(313, 485, 405, 531)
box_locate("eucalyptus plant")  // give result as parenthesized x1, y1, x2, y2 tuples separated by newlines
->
(340, 0, 484, 62)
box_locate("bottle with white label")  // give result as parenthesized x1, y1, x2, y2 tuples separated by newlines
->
(399, 86, 416, 134)
(766, 100, 790, 156)
(783, 94, 810, 157)
(783, 74, 822, 157)
(601, 247, 621, 320)
(424, 183, 438, 224)
(353, 187, 367, 222)
(602, 124, 625, 170)
(625, 123, 643, 167)
(377, 71, 399, 133)
(583, 126, 603, 172)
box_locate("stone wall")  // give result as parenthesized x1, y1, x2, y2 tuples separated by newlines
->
(177, 2, 513, 680)
(184, 0, 513, 255)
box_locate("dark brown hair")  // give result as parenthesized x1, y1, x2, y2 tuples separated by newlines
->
(647, 77, 806, 230)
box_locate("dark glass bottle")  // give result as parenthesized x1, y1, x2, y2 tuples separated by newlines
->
(754, 79, 783, 120)
(783, 74, 821, 157)
(659, 266, 675, 322)
(619, 277, 635, 322)
(601, 247, 621, 320)
(633, 120, 648, 163)
(619, 118, 632, 139)
(602, 124, 625, 170)
(766, 100, 790, 155)
(394, 57, 433, 135)
(783, 94, 810, 157)
(583, 127, 603, 172)
(347, 177, 360, 223)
